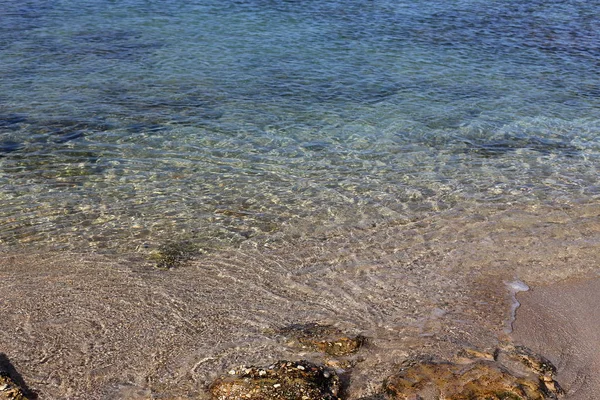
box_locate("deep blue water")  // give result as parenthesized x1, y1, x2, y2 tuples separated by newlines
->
(1, 0, 599, 250)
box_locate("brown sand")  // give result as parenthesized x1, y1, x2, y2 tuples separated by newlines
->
(2, 203, 600, 398)
(512, 278, 600, 399)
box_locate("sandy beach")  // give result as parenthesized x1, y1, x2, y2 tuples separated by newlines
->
(512, 278, 600, 399)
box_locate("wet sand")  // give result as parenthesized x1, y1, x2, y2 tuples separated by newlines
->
(512, 278, 600, 399)
(1, 203, 600, 398)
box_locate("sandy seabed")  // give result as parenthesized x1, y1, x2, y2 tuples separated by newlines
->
(1, 202, 599, 399)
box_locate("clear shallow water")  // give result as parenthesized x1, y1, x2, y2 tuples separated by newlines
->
(1, 0, 599, 251)
(3, 204, 600, 398)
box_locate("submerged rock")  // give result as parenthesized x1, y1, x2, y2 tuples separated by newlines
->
(277, 323, 366, 357)
(209, 360, 340, 400)
(382, 344, 563, 400)
(149, 240, 201, 269)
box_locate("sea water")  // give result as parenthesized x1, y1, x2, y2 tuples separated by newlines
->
(1, 1, 600, 397)
(1, 0, 599, 252)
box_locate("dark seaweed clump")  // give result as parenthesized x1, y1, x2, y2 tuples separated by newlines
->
(151, 240, 201, 269)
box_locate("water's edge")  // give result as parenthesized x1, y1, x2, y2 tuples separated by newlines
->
(1, 203, 599, 398)
(513, 277, 600, 399)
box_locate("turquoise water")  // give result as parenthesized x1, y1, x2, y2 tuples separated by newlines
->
(1, 0, 599, 251)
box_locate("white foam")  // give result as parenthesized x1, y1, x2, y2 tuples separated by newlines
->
(505, 279, 530, 334)
(507, 279, 530, 293)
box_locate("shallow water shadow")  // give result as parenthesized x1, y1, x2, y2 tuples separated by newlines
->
(457, 135, 582, 158)
(0, 353, 37, 399)
(0, 140, 24, 155)
(0, 114, 28, 128)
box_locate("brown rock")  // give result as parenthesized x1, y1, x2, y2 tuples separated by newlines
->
(0, 373, 27, 400)
(277, 323, 366, 356)
(209, 360, 340, 400)
(382, 344, 563, 400)
(384, 360, 549, 399)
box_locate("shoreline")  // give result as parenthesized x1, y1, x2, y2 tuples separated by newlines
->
(1, 203, 600, 398)
(512, 277, 600, 399)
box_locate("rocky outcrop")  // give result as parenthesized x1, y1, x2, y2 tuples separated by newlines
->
(209, 340, 562, 400)
(209, 360, 340, 400)
(383, 344, 563, 400)
(0, 372, 26, 400)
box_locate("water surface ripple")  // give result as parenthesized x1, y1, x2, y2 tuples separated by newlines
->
(1, 0, 599, 251)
